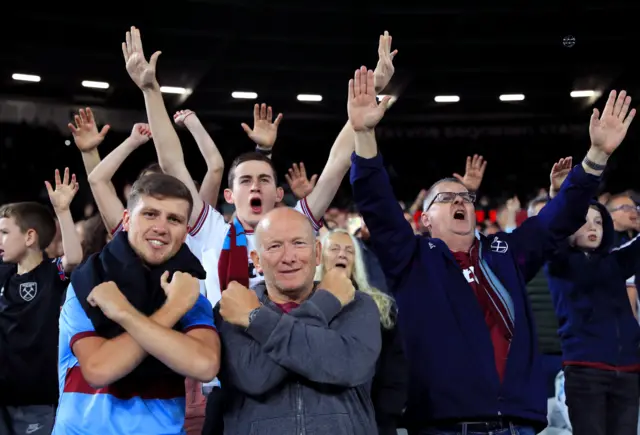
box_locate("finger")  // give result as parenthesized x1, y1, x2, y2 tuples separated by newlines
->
(366, 69, 376, 96)
(125, 31, 132, 55)
(284, 173, 293, 186)
(291, 163, 300, 176)
(473, 154, 482, 168)
(160, 271, 170, 289)
(99, 125, 111, 137)
(379, 95, 392, 112)
(74, 115, 82, 128)
(618, 95, 632, 120)
(566, 157, 573, 167)
(131, 26, 139, 53)
(551, 163, 558, 173)
(273, 113, 283, 127)
(348, 78, 355, 100)
(67, 123, 77, 134)
(353, 70, 361, 97)
(590, 108, 600, 127)
(624, 108, 637, 128)
(63, 167, 70, 185)
(79, 109, 88, 125)
(613, 90, 627, 118)
(359, 66, 368, 95)
(240, 123, 252, 135)
(383, 30, 390, 53)
(452, 173, 464, 183)
(465, 156, 472, 172)
(260, 103, 267, 120)
(44, 181, 53, 196)
(390, 49, 398, 59)
(54, 169, 61, 186)
(266, 106, 273, 123)
(602, 90, 616, 116)
(86, 107, 95, 124)
(88, 296, 97, 307)
(310, 174, 318, 187)
(299, 162, 307, 178)
(377, 34, 384, 56)
(135, 27, 145, 54)
(149, 51, 161, 69)
(480, 160, 488, 173)
(253, 103, 260, 123)
(121, 42, 129, 62)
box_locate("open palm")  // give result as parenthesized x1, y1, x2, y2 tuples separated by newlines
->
(122, 26, 161, 90)
(549, 157, 572, 193)
(241, 103, 283, 149)
(46, 168, 79, 212)
(589, 90, 636, 155)
(68, 107, 110, 152)
(348, 67, 391, 131)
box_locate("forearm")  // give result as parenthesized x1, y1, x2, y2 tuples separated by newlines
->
(354, 128, 377, 158)
(304, 122, 355, 218)
(186, 116, 224, 206)
(118, 307, 217, 382)
(81, 150, 119, 199)
(55, 209, 82, 270)
(88, 138, 139, 185)
(142, 87, 186, 174)
(82, 303, 185, 387)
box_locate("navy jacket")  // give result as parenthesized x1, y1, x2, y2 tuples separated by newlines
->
(545, 202, 640, 368)
(350, 152, 600, 429)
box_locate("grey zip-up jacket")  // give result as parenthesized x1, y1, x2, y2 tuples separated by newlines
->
(215, 282, 382, 435)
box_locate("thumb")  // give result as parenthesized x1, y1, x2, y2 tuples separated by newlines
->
(452, 173, 464, 182)
(149, 51, 162, 69)
(378, 95, 392, 112)
(240, 123, 252, 135)
(99, 125, 111, 137)
(310, 174, 319, 187)
(590, 108, 600, 126)
(160, 271, 170, 289)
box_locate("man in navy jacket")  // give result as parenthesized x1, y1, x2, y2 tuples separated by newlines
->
(346, 65, 634, 434)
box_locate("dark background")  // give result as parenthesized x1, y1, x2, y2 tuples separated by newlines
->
(1, 1, 639, 214)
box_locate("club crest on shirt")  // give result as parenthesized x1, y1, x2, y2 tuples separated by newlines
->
(19, 282, 38, 302)
(490, 237, 509, 254)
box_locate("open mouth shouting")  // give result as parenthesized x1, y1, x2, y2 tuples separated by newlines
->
(588, 234, 598, 242)
(249, 196, 263, 214)
(452, 208, 466, 221)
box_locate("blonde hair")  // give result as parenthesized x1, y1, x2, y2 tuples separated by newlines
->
(315, 228, 395, 329)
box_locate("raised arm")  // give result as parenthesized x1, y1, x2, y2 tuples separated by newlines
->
(349, 67, 416, 289)
(509, 90, 636, 280)
(122, 26, 203, 226)
(611, 234, 640, 278)
(174, 110, 224, 207)
(46, 168, 82, 271)
(87, 124, 151, 232)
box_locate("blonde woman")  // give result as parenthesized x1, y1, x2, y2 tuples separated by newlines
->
(316, 229, 408, 435)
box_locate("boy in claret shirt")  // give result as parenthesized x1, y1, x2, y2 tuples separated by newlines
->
(546, 199, 640, 435)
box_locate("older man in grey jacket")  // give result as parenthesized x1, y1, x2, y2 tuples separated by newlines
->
(214, 207, 382, 435)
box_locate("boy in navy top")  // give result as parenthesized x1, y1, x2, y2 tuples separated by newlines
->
(0, 168, 83, 434)
(349, 61, 636, 434)
(546, 200, 640, 435)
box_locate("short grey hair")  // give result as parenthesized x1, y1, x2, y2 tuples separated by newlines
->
(422, 177, 467, 211)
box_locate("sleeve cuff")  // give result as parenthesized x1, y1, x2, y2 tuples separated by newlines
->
(306, 289, 343, 324)
(189, 202, 209, 236)
(245, 306, 282, 345)
(300, 197, 322, 231)
(350, 151, 384, 167)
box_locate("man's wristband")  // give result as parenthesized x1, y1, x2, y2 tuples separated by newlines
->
(255, 146, 272, 156)
(246, 307, 261, 329)
(583, 156, 606, 171)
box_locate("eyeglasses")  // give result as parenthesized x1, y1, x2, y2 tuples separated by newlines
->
(609, 204, 640, 213)
(424, 191, 476, 211)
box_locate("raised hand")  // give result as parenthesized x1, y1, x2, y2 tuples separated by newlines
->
(453, 154, 487, 192)
(285, 162, 318, 199)
(87, 281, 134, 323)
(45, 168, 79, 212)
(549, 156, 572, 195)
(160, 271, 200, 314)
(129, 123, 153, 146)
(589, 90, 636, 155)
(174, 109, 195, 127)
(348, 66, 391, 132)
(241, 103, 283, 150)
(122, 26, 161, 90)
(374, 30, 398, 94)
(219, 281, 261, 327)
(68, 108, 110, 152)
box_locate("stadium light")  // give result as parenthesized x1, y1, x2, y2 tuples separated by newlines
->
(434, 95, 460, 103)
(12, 73, 40, 82)
(499, 94, 525, 102)
(297, 94, 323, 102)
(232, 91, 258, 99)
(82, 80, 109, 90)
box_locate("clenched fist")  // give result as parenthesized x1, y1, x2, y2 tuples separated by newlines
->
(319, 268, 355, 306)
(87, 281, 134, 323)
(161, 271, 200, 314)
(219, 281, 262, 328)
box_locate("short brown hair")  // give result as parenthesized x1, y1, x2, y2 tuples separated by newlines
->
(127, 173, 194, 218)
(0, 202, 56, 249)
(138, 162, 162, 179)
(227, 152, 278, 188)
